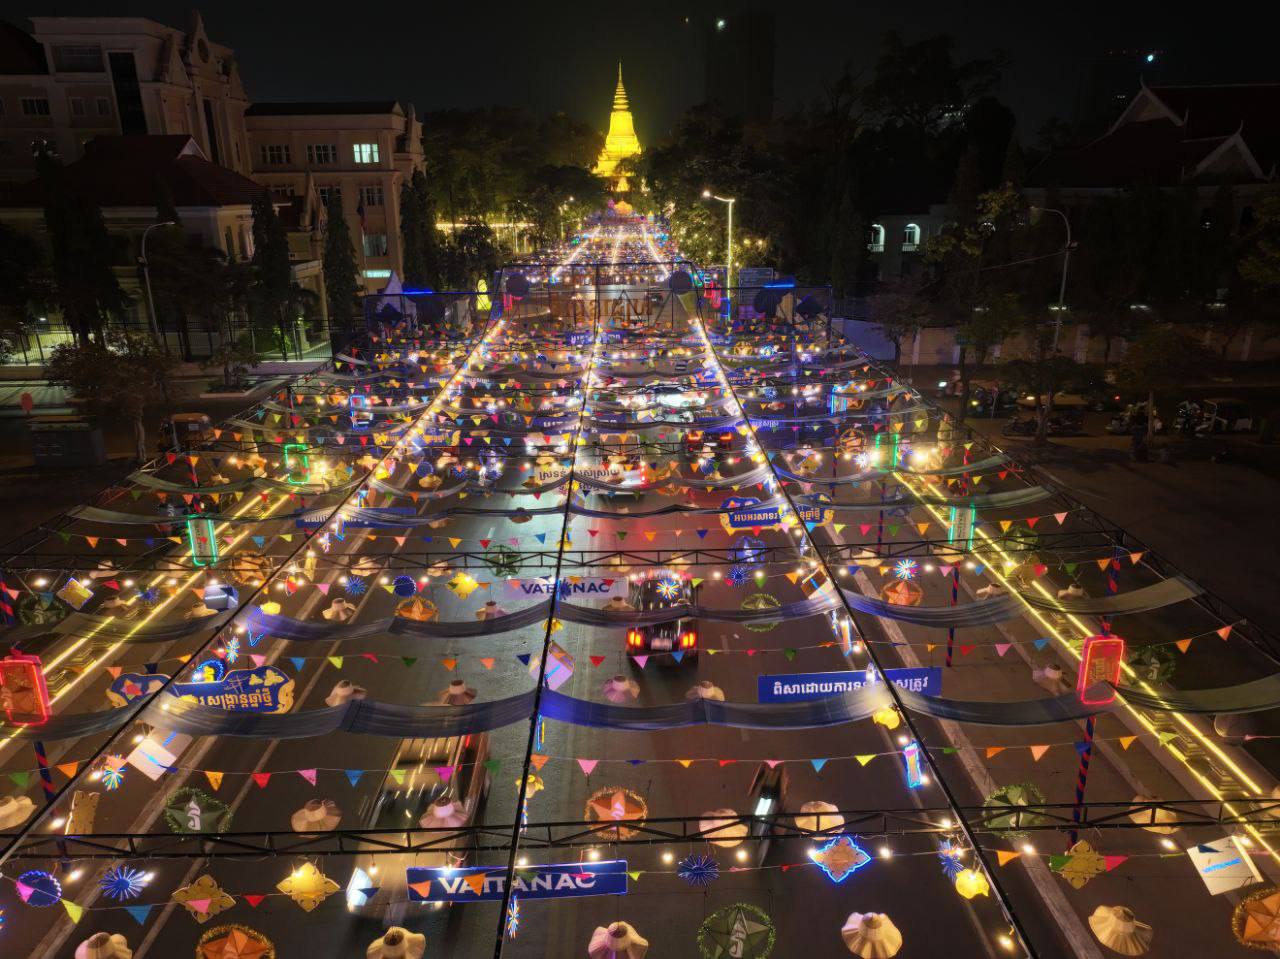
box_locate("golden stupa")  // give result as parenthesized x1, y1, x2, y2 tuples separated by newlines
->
(594, 63, 642, 192)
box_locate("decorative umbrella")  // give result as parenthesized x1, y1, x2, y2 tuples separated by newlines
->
(1088, 905, 1153, 955)
(841, 912, 902, 958)
(1233, 886, 1280, 949)
(476, 601, 509, 620)
(603, 596, 636, 613)
(74, 932, 131, 959)
(436, 680, 477, 706)
(1032, 663, 1067, 694)
(588, 921, 649, 959)
(585, 786, 648, 840)
(603, 675, 640, 703)
(365, 927, 426, 959)
(321, 598, 357, 622)
(324, 680, 367, 707)
(290, 799, 341, 832)
(686, 680, 725, 702)
(699, 808, 748, 847)
(351, 555, 381, 578)
(697, 903, 776, 959)
(196, 924, 275, 959)
(419, 797, 470, 829)
(795, 801, 843, 834)
(1127, 794, 1177, 835)
(184, 601, 218, 620)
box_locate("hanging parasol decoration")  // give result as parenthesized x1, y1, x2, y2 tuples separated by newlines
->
(584, 786, 648, 840)
(697, 903, 777, 959)
(197, 924, 276, 959)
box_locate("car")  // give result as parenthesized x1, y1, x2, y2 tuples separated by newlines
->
(684, 427, 737, 457)
(626, 570, 699, 662)
(157, 412, 213, 453)
(349, 733, 491, 926)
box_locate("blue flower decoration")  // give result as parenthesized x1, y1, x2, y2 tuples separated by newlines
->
(678, 853, 720, 887)
(937, 839, 965, 880)
(345, 576, 368, 596)
(392, 574, 418, 598)
(726, 565, 751, 588)
(16, 870, 62, 907)
(99, 865, 147, 901)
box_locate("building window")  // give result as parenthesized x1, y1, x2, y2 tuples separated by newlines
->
(318, 185, 342, 208)
(21, 97, 51, 117)
(360, 184, 384, 207)
(270, 186, 295, 200)
(260, 144, 291, 165)
(362, 233, 389, 257)
(52, 44, 105, 72)
(353, 142, 380, 164)
(306, 143, 338, 165)
(867, 224, 885, 252)
(903, 223, 921, 251)
(69, 97, 85, 117)
(95, 97, 111, 116)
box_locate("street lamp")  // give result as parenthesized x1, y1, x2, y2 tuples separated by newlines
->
(140, 220, 178, 346)
(1030, 205, 1072, 349)
(702, 189, 735, 294)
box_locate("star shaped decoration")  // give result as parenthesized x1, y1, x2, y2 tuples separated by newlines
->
(197, 924, 276, 959)
(1234, 886, 1280, 947)
(276, 862, 339, 912)
(585, 786, 647, 839)
(811, 835, 872, 883)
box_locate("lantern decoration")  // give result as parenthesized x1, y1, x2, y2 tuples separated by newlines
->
(99, 865, 149, 901)
(16, 869, 62, 907)
(447, 573, 480, 599)
(171, 874, 235, 923)
(1078, 634, 1126, 706)
(196, 925, 276, 959)
(872, 707, 901, 730)
(678, 853, 721, 887)
(1127, 794, 1178, 835)
(841, 912, 902, 958)
(697, 903, 776, 959)
(795, 801, 844, 834)
(953, 868, 990, 899)
(699, 808, 748, 848)
(1233, 886, 1280, 950)
(1088, 905, 1153, 956)
(811, 835, 873, 883)
(584, 786, 648, 840)
(277, 862, 339, 912)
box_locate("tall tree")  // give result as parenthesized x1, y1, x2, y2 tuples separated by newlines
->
(1118, 326, 1201, 441)
(323, 190, 359, 331)
(828, 182, 864, 298)
(400, 169, 436, 289)
(36, 148, 127, 344)
(46, 330, 177, 461)
(250, 193, 292, 358)
(0, 223, 51, 361)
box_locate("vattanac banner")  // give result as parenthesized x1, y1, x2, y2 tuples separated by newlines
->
(406, 860, 628, 902)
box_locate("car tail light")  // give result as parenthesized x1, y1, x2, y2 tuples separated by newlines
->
(627, 630, 643, 648)
(681, 631, 697, 649)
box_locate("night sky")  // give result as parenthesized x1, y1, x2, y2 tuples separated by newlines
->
(0, 1, 1267, 146)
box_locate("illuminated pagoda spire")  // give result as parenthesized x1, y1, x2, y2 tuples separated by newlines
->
(594, 61, 642, 192)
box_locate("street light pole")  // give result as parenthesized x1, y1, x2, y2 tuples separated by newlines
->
(702, 190, 735, 296)
(1031, 205, 1072, 350)
(140, 220, 177, 347)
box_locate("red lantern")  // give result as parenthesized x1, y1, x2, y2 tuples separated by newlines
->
(1077, 636, 1125, 706)
(0, 652, 51, 725)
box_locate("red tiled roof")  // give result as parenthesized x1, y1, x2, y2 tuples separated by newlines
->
(0, 135, 267, 209)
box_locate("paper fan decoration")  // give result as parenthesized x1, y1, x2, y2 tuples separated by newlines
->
(678, 853, 720, 887)
(655, 577, 682, 601)
(893, 559, 919, 581)
(276, 862, 339, 912)
(16, 869, 62, 907)
(99, 865, 148, 901)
